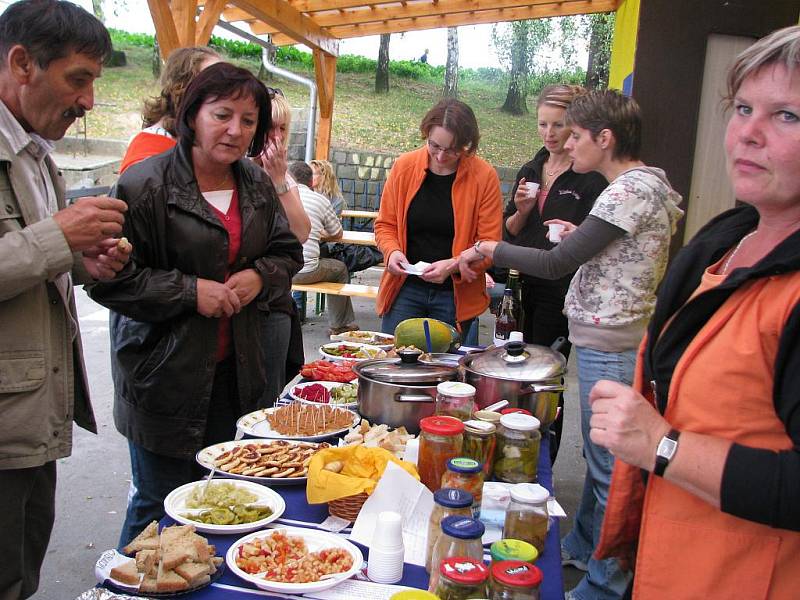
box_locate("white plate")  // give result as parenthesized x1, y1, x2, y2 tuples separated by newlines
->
(236, 406, 360, 442)
(164, 480, 285, 535)
(329, 330, 395, 350)
(226, 527, 363, 594)
(289, 381, 359, 409)
(319, 342, 387, 363)
(196, 439, 329, 486)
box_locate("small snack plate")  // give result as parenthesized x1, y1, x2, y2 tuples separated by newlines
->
(319, 342, 387, 363)
(226, 526, 363, 594)
(329, 330, 395, 350)
(289, 381, 359, 409)
(164, 479, 286, 535)
(236, 406, 360, 441)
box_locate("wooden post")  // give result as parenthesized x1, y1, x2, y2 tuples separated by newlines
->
(147, 0, 180, 59)
(173, 0, 198, 47)
(196, 0, 228, 45)
(313, 48, 337, 160)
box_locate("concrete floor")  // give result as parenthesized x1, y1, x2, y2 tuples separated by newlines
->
(34, 272, 586, 600)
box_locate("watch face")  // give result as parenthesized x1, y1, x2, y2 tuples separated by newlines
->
(657, 437, 678, 459)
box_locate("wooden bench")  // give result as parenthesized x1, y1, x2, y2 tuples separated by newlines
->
(291, 282, 379, 317)
(340, 209, 379, 220)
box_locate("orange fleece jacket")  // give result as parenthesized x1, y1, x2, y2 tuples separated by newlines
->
(374, 146, 503, 322)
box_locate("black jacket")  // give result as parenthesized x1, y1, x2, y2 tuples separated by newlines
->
(87, 143, 303, 459)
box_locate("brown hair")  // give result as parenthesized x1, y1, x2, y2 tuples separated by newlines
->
(566, 89, 642, 161)
(419, 98, 480, 155)
(536, 84, 587, 110)
(726, 25, 800, 103)
(142, 46, 220, 136)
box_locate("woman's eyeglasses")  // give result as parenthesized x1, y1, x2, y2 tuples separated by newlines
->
(427, 138, 461, 157)
(266, 86, 284, 98)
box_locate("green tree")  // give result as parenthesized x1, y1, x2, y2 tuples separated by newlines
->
(375, 34, 391, 93)
(493, 19, 553, 115)
(584, 13, 615, 89)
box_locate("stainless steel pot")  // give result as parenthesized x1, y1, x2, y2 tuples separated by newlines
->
(354, 351, 459, 433)
(459, 341, 566, 428)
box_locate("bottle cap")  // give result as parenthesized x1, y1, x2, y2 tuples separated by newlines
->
(509, 331, 524, 342)
(440, 515, 485, 539)
(446, 457, 482, 474)
(433, 488, 474, 509)
(490, 539, 538, 563)
(490, 560, 542, 587)
(420, 416, 465, 436)
(499, 413, 540, 432)
(439, 557, 489, 585)
(509, 482, 550, 504)
(436, 381, 476, 398)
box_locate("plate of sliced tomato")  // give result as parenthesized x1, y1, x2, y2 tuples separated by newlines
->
(299, 359, 358, 383)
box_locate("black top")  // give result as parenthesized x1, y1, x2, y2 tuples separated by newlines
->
(501, 146, 607, 288)
(406, 169, 457, 290)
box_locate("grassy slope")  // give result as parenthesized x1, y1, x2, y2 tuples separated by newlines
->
(89, 44, 542, 169)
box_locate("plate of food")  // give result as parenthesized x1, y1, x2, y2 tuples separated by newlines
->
(341, 418, 416, 459)
(99, 522, 225, 596)
(290, 381, 358, 408)
(236, 402, 360, 441)
(196, 439, 330, 484)
(226, 527, 363, 594)
(300, 359, 358, 383)
(329, 330, 395, 349)
(319, 342, 387, 362)
(164, 479, 285, 535)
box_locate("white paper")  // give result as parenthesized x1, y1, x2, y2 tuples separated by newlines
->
(319, 515, 352, 533)
(400, 261, 430, 275)
(305, 579, 414, 599)
(350, 462, 434, 567)
(94, 549, 141, 589)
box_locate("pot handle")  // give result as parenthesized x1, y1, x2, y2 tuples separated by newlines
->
(520, 384, 565, 394)
(395, 393, 435, 403)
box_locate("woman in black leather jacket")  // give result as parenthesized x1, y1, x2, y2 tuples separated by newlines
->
(88, 63, 303, 548)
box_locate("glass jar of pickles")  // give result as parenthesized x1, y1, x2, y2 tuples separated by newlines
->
(434, 557, 489, 600)
(493, 413, 540, 483)
(489, 539, 538, 564)
(489, 560, 543, 599)
(435, 381, 477, 420)
(463, 419, 497, 478)
(503, 483, 549, 554)
(418, 416, 464, 492)
(428, 516, 486, 593)
(441, 458, 484, 518)
(426, 488, 474, 573)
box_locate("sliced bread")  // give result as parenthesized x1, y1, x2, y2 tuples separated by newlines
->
(122, 521, 159, 555)
(109, 560, 140, 586)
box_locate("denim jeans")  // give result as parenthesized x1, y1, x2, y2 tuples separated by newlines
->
(260, 311, 291, 409)
(380, 278, 477, 346)
(562, 345, 637, 600)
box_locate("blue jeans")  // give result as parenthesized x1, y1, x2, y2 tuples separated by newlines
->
(381, 279, 477, 346)
(562, 346, 636, 600)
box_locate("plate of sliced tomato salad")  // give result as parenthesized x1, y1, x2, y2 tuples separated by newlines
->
(299, 359, 358, 383)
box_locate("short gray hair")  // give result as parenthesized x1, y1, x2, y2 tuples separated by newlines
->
(727, 25, 800, 102)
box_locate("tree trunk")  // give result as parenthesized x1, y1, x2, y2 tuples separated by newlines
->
(91, 0, 104, 22)
(585, 14, 613, 90)
(375, 33, 390, 94)
(152, 39, 161, 79)
(501, 22, 529, 115)
(443, 27, 459, 98)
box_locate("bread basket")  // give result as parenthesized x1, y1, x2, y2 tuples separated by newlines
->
(328, 492, 370, 521)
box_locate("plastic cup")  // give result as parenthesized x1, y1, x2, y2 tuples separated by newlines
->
(368, 511, 405, 583)
(373, 511, 403, 551)
(548, 223, 565, 243)
(524, 182, 540, 199)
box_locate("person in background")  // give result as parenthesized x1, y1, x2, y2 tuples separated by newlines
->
(375, 98, 502, 345)
(118, 46, 220, 174)
(503, 84, 607, 463)
(0, 2, 129, 597)
(419, 48, 429, 64)
(310, 159, 344, 216)
(458, 90, 683, 600)
(588, 25, 800, 599)
(288, 161, 358, 335)
(87, 63, 303, 548)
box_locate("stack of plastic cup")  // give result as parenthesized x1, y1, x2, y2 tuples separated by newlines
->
(367, 511, 405, 584)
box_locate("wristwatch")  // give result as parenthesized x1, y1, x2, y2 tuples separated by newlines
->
(473, 240, 485, 258)
(274, 181, 290, 195)
(653, 428, 680, 477)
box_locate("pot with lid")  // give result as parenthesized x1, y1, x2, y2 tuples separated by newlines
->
(459, 341, 566, 428)
(354, 350, 459, 433)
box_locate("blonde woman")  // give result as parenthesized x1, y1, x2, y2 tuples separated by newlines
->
(310, 159, 345, 216)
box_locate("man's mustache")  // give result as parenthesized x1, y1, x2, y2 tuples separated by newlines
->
(63, 107, 86, 119)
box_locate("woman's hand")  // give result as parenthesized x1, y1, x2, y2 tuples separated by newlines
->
(421, 259, 456, 284)
(543, 218, 577, 240)
(589, 379, 672, 471)
(197, 278, 242, 318)
(457, 241, 498, 283)
(386, 250, 410, 276)
(513, 178, 536, 216)
(257, 138, 288, 183)
(225, 268, 263, 307)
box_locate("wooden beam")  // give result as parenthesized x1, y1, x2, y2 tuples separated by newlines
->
(313, 48, 337, 160)
(147, 0, 181, 58)
(230, 0, 339, 55)
(173, 0, 198, 46)
(222, 6, 257, 21)
(288, 0, 425, 12)
(196, 0, 229, 44)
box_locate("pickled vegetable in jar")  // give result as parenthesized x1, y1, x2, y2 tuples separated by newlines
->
(428, 516, 485, 593)
(434, 556, 489, 600)
(489, 539, 538, 564)
(441, 457, 484, 517)
(435, 381, 477, 421)
(489, 560, 542, 600)
(426, 488, 474, 573)
(418, 416, 464, 492)
(463, 419, 497, 478)
(503, 483, 549, 554)
(493, 413, 540, 483)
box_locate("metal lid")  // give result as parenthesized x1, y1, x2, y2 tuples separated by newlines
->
(490, 539, 538, 563)
(500, 413, 540, 432)
(461, 341, 565, 381)
(433, 488, 474, 508)
(355, 351, 457, 384)
(436, 381, 476, 397)
(446, 457, 482, 474)
(440, 515, 485, 539)
(464, 420, 496, 435)
(439, 557, 489, 585)
(510, 482, 549, 504)
(490, 561, 543, 587)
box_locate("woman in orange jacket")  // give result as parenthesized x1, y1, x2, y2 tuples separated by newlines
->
(374, 99, 502, 344)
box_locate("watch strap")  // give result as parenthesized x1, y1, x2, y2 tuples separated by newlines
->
(274, 181, 290, 195)
(473, 240, 484, 257)
(653, 428, 680, 477)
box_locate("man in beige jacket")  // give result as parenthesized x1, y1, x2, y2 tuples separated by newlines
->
(0, 2, 130, 598)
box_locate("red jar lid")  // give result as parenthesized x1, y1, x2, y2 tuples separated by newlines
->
(491, 560, 542, 587)
(500, 408, 532, 416)
(439, 557, 489, 585)
(420, 415, 465, 436)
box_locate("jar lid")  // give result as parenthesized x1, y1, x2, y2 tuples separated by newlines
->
(500, 408, 532, 416)
(462, 341, 565, 381)
(473, 410, 502, 424)
(389, 591, 439, 600)
(446, 457, 482, 474)
(490, 539, 538, 563)
(499, 413, 540, 432)
(464, 420, 496, 435)
(439, 557, 489, 585)
(433, 487, 474, 509)
(420, 415, 465, 436)
(440, 515, 485, 539)
(490, 560, 543, 587)
(436, 381, 476, 397)
(355, 354, 457, 384)
(509, 482, 550, 504)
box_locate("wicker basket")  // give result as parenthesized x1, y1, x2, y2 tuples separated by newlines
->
(328, 492, 369, 522)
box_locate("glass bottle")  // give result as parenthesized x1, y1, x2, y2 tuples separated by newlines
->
(493, 413, 541, 483)
(440, 458, 485, 517)
(428, 516, 485, 593)
(489, 560, 543, 600)
(462, 419, 497, 478)
(435, 381, 477, 421)
(503, 483, 550, 554)
(435, 557, 489, 600)
(425, 488, 474, 573)
(493, 289, 516, 346)
(418, 416, 465, 492)
(505, 269, 524, 334)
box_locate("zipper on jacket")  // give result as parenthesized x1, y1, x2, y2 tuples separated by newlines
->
(650, 379, 658, 404)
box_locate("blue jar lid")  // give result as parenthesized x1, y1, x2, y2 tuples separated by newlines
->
(447, 457, 482, 474)
(434, 487, 473, 509)
(440, 515, 485, 539)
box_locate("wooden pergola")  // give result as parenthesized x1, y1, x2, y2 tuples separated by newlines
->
(147, 0, 620, 158)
